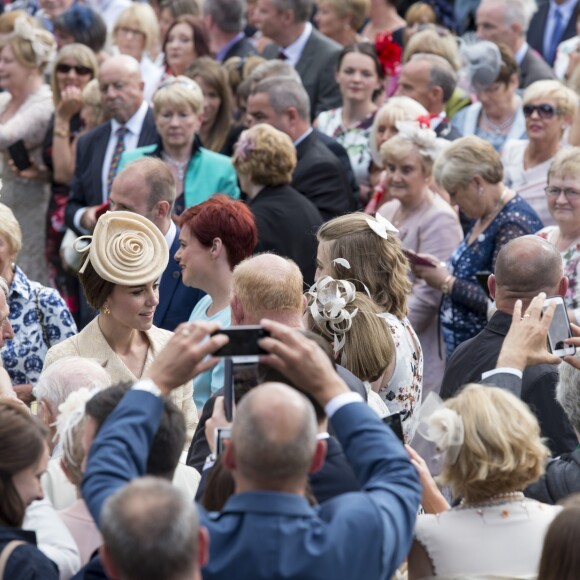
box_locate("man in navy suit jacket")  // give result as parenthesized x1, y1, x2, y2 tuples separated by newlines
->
(109, 159, 204, 331)
(82, 320, 421, 580)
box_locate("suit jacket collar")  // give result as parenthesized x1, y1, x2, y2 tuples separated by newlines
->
(486, 310, 513, 336)
(216, 491, 316, 518)
(156, 230, 182, 324)
(295, 131, 315, 159)
(294, 27, 321, 75)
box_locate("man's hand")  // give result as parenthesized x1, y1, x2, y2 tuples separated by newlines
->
(205, 397, 232, 453)
(146, 321, 229, 396)
(496, 293, 561, 371)
(258, 319, 350, 407)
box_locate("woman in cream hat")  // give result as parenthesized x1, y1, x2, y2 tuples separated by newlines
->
(43, 211, 198, 446)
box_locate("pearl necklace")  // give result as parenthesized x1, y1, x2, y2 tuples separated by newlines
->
(482, 108, 517, 135)
(456, 491, 526, 511)
(161, 152, 188, 182)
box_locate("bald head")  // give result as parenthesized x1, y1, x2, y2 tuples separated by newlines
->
(494, 236, 565, 307)
(231, 254, 304, 325)
(232, 382, 317, 485)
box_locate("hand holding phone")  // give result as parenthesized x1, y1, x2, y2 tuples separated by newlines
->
(544, 296, 576, 358)
(8, 140, 32, 171)
(211, 326, 270, 361)
(403, 249, 437, 268)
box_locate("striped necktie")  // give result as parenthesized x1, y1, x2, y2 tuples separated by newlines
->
(107, 126, 128, 195)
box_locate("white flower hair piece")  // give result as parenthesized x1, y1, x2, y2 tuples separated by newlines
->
(366, 212, 399, 240)
(417, 392, 464, 464)
(12, 17, 56, 66)
(55, 388, 97, 450)
(395, 120, 441, 161)
(332, 258, 351, 269)
(307, 276, 358, 354)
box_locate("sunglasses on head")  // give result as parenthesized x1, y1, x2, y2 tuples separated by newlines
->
(523, 103, 561, 119)
(56, 63, 93, 76)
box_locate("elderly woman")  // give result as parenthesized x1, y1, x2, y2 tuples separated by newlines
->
(314, 0, 369, 46)
(452, 42, 525, 152)
(0, 204, 76, 404)
(0, 17, 55, 284)
(315, 213, 423, 441)
(538, 148, 580, 324)
(43, 211, 198, 447)
(408, 385, 560, 579)
(175, 195, 257, 409)
(378, 122, 462, 396)
(365, 95, 428, 213)
(120, 76, 239, 216)
(503, 80, 578, 227)
(232, 124, 323, 285)
(415, 136, 543, 357)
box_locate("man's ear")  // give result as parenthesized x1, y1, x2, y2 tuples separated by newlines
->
(308, 439, 327, 475)
(430, 84, 444, 106)
(221, 439, 236, 471)
(155, 200, 171, 220)
(231, 294, 244, 325)
(559, 276, 569, 298)
(488, 273, 496, 299)
(100, 545, 121, 580)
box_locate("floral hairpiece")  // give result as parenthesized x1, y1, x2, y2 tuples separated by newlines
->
(307, 276, 358, 354)
(365, 212, 399, 240)
(55, 388, 96, 452)
(12, 17, 56, 66)
(375, 31, 402, 76)
(235, 132, 256, 162)
(395, 120, 441, 161)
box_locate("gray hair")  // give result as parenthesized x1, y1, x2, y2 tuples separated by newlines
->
(248, 60, 302, 86)
(101, 477, 199, 580)
(268, 0, 313, 22)
(0, 277, 8, 298)
(557, 361, 580, 433)
(410, 52, 457, 103)
(34, 357, 110, 414)
(121, 157, 177, 210)
(203, 0, 245, 32)
(252, 76, 310, 120)
(480, 0, 536, 33)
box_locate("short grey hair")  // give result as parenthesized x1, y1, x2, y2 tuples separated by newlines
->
(248, 60, 302, 86)
(410, 52, 457, 103)
(252, 76, 310, 120)
(557, 361, 580, 432)
(203, 0, 245, 33)
(101, 477, 199, 580)
(0, 277, 8, 298)
(480, 0, 536, 33)
(268, 0, 313, 22)
(34, 357, 110, 414)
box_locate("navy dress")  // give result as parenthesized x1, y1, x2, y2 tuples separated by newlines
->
(441, 195, 543, 357)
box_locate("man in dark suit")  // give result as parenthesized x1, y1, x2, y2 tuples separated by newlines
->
(65, 54, 158, 236)
(109, 159, 204, 331)
(527, 0, 579, 65)
(247, 76, 353, 220)
(440, 235, 577, 456)
(476, 0, 555, 89)
(81, 320, 421, 580)
(203, 0, 257, 62)
(255, 0, 341, 118)
(396, 54, 462, 141)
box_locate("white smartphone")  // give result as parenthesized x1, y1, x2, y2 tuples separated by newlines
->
(544, 296, 576, 358)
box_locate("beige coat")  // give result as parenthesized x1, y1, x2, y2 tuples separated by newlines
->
(43, 318, 198, 447)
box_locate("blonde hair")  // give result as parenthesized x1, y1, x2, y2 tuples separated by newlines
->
(319, 0, 370, 31)
(439, 384, 549, 503)
(548, 146, 580, 181)
(233, 124, 296, 186)
(82, 78, 104, 127)
(51, 44, 98, 105)
(306, 289, 395, 382)
(380, 129, 436, 176)
(434, 135, 503, 192)
(523, 79, 578, 119)
(113, 3, 160, 58)
(0, 203, 22, 256)
(4, 21, 55, 71)
(60, 415, 86, 487)
(223, 54, 266, 97)
(153, 75, 204, 115)
(403, 28, 461, 70)
(317, 213, 411, 318)
(405, 2, 436, 26)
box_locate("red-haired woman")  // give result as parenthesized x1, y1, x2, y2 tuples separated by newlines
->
(175, 194, 257, 409)
(162, 15, 211, 78)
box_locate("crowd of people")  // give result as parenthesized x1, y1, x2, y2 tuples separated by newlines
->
(3, 0, 580, 578)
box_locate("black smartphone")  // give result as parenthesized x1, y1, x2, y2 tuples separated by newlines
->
(8, 139, 32, 171)
(211, 325, 270, 359)
(475, 270, 492, 298)
(382, 412, 405, 443)
(223, 360, 260, 421)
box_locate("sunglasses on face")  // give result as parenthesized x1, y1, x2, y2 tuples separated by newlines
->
(56, 63, 93, 76)
(523, 104, 561, 119)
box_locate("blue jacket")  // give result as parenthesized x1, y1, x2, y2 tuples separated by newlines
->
(0, 527, 59, 579)
(82, 390, 421, 580)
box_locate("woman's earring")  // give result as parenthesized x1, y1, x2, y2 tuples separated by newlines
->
(102, 304, 111, 315)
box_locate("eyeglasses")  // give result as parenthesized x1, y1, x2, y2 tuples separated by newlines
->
(545, 186, 580, 200)
(523, 104, 561, 119)
(56, 63, 93, 76)
(117, 26, 145, 37)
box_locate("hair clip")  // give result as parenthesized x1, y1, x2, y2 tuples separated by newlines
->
(366, 212, 399, 240)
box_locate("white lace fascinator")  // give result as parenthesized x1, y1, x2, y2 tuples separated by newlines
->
(417, 392, 464, 464)
(75, 211, 169, 285)
(307, 276, 359, 354)
(394, 120, 443, 162)
(12, 17, 56, 67)
(459, 39, 501, 89)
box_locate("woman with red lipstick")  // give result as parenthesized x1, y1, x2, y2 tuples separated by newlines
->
(503, 80, 577, 227)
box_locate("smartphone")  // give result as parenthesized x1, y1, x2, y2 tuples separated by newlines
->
(403, 249, 437, 268)
(8, 139, 32, 171)
(214, 427, 232, 456)
(544, 296, 576, 358)
(475, 270, 492, 299)
(223, 360, 260, 421)
(211, 326, 270, 360)
(382, 412, 405, 443)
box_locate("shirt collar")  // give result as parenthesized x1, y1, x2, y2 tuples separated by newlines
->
(514, 41, 529, 65)
(293, 127, 313, 147)
(216, 32, 245, 62)
(10, 265, 31, 301)
(281, 22, 312, 66)
(111, 100, 150, 137)
(549, 0, 576, 20)
(165, 220, 177, 247)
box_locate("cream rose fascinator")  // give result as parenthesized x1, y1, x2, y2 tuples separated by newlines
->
(75, 211, 169, 285)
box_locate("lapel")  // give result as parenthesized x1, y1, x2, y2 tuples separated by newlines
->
(90, 123, 112, 192)
(294, 28, 317, 78)
(137, 107, 158, 147)
(156, 231, 182, 324)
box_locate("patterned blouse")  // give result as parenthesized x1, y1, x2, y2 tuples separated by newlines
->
(441, 195, 543, 358)
(316, 107, 375, 187)
(1, 266, 77, 384)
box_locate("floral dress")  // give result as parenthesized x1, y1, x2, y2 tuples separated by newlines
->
(316, 107, 375, 187)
